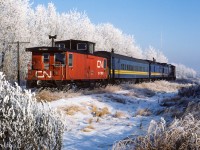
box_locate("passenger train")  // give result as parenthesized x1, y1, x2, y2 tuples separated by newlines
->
(26, 38, 176, 88)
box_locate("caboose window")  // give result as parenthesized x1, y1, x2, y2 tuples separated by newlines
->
(43, 53, 50, 63)
(89, 43, 94, 54)
(77, 43, 87, 50)
(104, 59, 107, 69)
(56, 43, 65, 48)
(68, 54, 73, 67)
(55, 53, 65, 64)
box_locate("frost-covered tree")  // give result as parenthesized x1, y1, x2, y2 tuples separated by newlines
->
(58, 10, 95, 41)
(0, 0, 29, 42)
(0, 0, 31, 81)
(29, 3, 62, 46)
(173, 63, 197, 79)
(0, 72, 65, 149)
(144, 46, 168, 63)
(95, 23, 143, 58)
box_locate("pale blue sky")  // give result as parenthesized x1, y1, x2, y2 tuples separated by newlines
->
(32, 0, 200, 71)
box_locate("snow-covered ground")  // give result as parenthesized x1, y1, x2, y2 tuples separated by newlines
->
(49, 82, 181, 150)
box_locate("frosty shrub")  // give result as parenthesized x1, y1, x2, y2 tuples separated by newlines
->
(155, 84, 200, 119)
(112, 114, 200, 150)
(178, 85, 200, 119)
(178, 84, 200, 98)
(0, 72, 65, 149)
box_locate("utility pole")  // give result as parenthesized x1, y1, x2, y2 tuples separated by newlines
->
(9, 41, 30, 86)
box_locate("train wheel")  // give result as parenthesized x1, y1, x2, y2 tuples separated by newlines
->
(89, 82, 96, 90)
(101, 80, 108, 88)
(95, 82, 101, 88)
(63, 84, 72, 91)
(71, 83, 78, 91)
(54, 81, 64, 90)
(26, 80, 37, 88)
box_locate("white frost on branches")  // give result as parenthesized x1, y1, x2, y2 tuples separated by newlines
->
(95, 23, 143, 58)
(143, 46, 168, 63)
(0, 72, 65, 149)
(173, 63, 197, 79)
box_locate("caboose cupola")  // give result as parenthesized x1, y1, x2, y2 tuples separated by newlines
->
(55, 39, 95, 54)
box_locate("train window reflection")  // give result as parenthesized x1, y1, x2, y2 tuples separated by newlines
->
(77, 43, 87, 50)
(56, 43, 65, 48)
(55, 53, 65, 64)
(68, 54, 73, 67)
(104, 59, 107, 69)
(43, 53, 49, 63)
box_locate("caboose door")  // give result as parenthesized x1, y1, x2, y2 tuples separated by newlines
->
(53, 53, 66, 80)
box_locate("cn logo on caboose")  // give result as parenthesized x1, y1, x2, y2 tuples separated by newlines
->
(35, 71, 52, 78)
(97, 60, 104, 68)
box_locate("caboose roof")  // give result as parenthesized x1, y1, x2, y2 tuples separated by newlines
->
(25, 46, 67, 52)
(26, 39, 96, 54)
(55, 39, 95, 44)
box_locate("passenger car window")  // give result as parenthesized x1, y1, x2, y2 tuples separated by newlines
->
(122, 64, 124, 70)
(135, 66, 138, 71)
(68, 54, 73, 67)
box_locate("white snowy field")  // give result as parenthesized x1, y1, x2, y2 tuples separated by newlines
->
(46, 81, 189, 150)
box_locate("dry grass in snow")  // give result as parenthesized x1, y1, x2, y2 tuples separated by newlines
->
(134, 80, 189, 93)
(35, 89, 82, 102)
(91, 105, 110, 117)
(112, 114, 200, 150)
(134, 108, 152, 117)
(114, 111, 125, 118)
(35, 84, 121, 102)
(103, 85, 123, 93)
(82, 125, 95, 132)
(35, 81, 188, 103)
(35, 89, 63, 102)
(58, 103, 111, 118)
(61, 105, 87, 115)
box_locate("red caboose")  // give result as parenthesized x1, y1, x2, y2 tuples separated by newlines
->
(26, 40, 108, 88)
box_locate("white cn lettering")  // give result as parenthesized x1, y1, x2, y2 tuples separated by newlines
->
(35, 71, 52, 78)
(97, 60, 104, 68)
